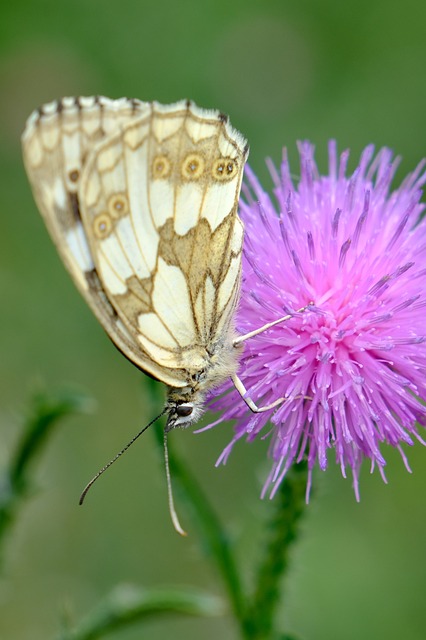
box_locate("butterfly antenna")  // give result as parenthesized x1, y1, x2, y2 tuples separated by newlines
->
(163, 428, 187, 537)
(79, 408, 168, 506)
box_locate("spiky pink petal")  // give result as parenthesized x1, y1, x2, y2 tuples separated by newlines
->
(209, 142, 426, 499)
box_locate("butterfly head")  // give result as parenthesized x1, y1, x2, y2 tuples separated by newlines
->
(165, 391, 206, 432)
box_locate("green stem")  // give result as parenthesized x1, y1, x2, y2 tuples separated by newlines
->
(246, 462, 309, 639)
(0, 389, 90, 555)
(146, 379, 308, 639)
(152, 423, 249, 637)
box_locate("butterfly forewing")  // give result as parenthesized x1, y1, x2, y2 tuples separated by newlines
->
(22, 97, 248, 389)
(22, 96, 184, 386)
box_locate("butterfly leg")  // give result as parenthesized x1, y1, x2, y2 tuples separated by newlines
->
(232, 303, 313, 347)
(231, 304, 313, 413)
(231, 373, 291, 413)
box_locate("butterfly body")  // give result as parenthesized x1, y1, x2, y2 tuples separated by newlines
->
(22, 96, 249, 430)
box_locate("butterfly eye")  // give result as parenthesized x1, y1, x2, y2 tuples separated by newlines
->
(108, 193, 129, 218)
(212, 157, 237, 181)
(93, 212, 113, 239)
(176, 404, 193, 417)
(182, 153, 205, 180)
(152, 155, 171, 179)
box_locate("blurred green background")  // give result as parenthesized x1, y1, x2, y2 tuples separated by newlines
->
(2, 0, 426, 638)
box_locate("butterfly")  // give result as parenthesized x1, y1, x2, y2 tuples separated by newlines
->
(22, 96, 301, 533)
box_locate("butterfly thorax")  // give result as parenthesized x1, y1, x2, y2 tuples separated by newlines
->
(165, 330, 243, 430)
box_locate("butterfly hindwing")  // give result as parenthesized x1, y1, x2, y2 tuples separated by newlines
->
(79, 101, 248, 374)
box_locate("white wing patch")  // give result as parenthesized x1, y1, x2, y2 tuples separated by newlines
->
(53, 176, 67, 208)
(174, 183, 203, 235)
(115, 217, 153, 280)
(98, 252, 127, 295)
(218, 255, 241, 313)
(149, 179, 174, 228)
(66, 224, 93, 272)
(231, 218, 244, 252)
(98, 235, 134, 287)
(151, 258, 196, 347)
(138, 313, 179, 349)
(151, 110, 184, 141)
(201, 180, 240, 232)
(194, 276, 216, 343)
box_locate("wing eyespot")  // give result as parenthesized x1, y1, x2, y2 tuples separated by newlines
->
(108, 193, 129, 218)
(181, 153, 205, 180)
(152, 155, 171, 179)
(69, 169, 80, 183)
(212, 157, 238, 182)
(93, 212, 114, 239)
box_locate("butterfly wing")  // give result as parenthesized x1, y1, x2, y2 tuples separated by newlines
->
(79, 101, 248, 377)
(22, 96, 185, 386)
(22, 97, 248, 386)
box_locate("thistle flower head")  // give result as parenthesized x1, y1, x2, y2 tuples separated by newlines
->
(209, 141, 426, 499)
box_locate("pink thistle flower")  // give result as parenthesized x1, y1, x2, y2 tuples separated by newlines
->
(208, 141, 426, 500)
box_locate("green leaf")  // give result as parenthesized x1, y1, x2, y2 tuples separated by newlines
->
(0, 388, 92, 557)
(57, 584, 223, 640)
